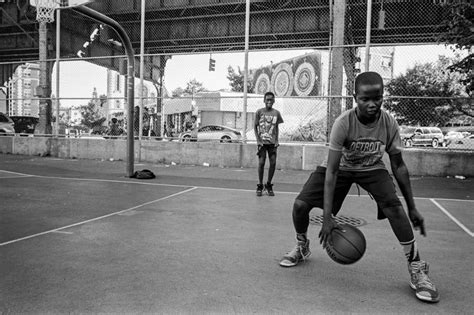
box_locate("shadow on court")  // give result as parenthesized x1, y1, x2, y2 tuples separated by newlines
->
(1, 154, 473, 313)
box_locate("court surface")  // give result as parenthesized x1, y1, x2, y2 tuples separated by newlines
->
(1, 154, 473, 314)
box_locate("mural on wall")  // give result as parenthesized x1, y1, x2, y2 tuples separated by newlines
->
(251, 52, 321, 97)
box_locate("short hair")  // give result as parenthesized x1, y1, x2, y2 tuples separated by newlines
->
(264, 91, 275, 100)
(354, 71, 384, 94)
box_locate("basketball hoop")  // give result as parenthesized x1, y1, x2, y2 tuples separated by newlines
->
(34, 0, 59, 23)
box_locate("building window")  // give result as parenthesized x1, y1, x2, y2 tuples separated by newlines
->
(381, 56, 392, 68)
(116, 74, 120, 92)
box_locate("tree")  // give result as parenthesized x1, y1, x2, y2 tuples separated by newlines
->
(385, 55, 471, 126)
(226, 66, 254, 93)
(184, 78, 207, 95)
(171, 87, 185, 97)
(436, 0, 473, 95)
(80, 95, 106, 134)
(172, 79, 208, 97)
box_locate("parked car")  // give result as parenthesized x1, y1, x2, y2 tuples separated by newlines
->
(180, 125, 242, 143)
(444, 131, 465, 146)
(444, 133, 474, 149)
(0, 112, 15, 135)
(399, 126, 444, 148)
(9, 116, 39, 134)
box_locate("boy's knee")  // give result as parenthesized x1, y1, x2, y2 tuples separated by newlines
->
(293, 199, 311, 215)
(382, 205, 406, 220)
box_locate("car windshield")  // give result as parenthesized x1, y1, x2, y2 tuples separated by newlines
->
(401, 127, 416, 134)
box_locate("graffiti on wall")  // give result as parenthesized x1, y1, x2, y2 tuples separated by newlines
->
(251, 52, 321, 97)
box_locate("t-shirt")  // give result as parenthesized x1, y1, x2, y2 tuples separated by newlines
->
(255, 108, 284, 144)
(324, 108, 402, 171)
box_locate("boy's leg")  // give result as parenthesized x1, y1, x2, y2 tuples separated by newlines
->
(265, 147, 277, 196)
(256, 146, 266, 196)
(357, 170, 439, 303)
(279, 167, 352, 267)
(279, 199, 313, 267)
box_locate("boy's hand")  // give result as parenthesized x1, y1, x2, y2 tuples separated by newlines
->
(409, 208, 426, 236)
(318, 217, 343, 248)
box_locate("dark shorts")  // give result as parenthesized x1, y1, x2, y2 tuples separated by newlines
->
(296, 166, 402, 220)
(257, 144, 277, 158)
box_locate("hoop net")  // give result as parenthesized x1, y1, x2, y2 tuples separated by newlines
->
(35, 0, 58, 23)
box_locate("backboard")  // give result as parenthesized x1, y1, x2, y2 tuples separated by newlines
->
(31, 0, 93, 22)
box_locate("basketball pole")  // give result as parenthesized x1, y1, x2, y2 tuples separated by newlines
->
(138, 0, 146, 161)
(364, 0, 373, 71)
(241, 0, 250, 144)
(72, 5, 136, 177)
(55, 8, 60, 136)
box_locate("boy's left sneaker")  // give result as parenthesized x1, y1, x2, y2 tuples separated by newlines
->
(265, 183, 274, 196)
(408, 260, 440, 303)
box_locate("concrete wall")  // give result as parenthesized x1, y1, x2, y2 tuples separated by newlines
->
(0, 136, 473, 177)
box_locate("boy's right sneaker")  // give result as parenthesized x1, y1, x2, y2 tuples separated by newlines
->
(265, 183, 275, 196)
(279, 239, 311, 267)
(408, 260, 440, 303)
(256, 184, 264, 197)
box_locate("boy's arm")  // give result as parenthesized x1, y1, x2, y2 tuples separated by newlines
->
(275, 112, 283, 147)
(319, 149, 343, 247)
(275, 123, 280, 147)
(389, 152, 426, 236)
(254, 112, 261, 145)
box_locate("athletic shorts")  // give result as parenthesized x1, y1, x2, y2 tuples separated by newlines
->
(296, 166, 402, 220)
(257, 144, 277, 158)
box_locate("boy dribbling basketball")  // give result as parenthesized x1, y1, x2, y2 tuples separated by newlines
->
(279, 71, 439, 303)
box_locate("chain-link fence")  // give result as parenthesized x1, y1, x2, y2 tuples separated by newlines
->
(0, 0, 472, 150)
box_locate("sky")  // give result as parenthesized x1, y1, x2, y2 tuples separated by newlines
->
(54, 44, 461, 107)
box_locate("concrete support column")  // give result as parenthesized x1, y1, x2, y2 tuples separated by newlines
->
(328, 0, 346, 138)
(36, 22, 52, 135)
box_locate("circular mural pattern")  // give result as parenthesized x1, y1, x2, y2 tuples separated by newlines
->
(254, 72, 271, 95)
(293, 62, 316, 96)
(271, 63, 294, 96)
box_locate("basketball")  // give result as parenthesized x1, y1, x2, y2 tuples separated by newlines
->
(326, 224, 366, 265)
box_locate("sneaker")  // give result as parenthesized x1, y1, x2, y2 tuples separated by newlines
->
(408, 260, 440, 303)
(279, 239, 311, 267)
(265, 183, 274, 196)
(256, 184, 263, 197)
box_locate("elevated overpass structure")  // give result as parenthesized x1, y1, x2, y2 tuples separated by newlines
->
(0, 0, 448, 84)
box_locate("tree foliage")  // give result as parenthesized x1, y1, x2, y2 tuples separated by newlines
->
(80, 94, 107, 132)
(385, 55, 471, 126)
(226, 66, 254, 93)
(171, 79, 207, 97)
(436, 0, 473, 95)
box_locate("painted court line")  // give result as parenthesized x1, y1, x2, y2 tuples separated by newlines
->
(0, 170, 34, 179)
(2, 170, 472, 239)
(0, 187, 198, 247)
(3, 171, 474, 203)
(52, 230, 74, 235)
(430, 198, 474, 237)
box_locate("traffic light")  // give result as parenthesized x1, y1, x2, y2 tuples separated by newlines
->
(209, 58, 216, 71)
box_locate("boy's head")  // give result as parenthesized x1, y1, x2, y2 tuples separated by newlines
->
(263, 91, 275, 109)
(354, 71, 384, 95)
(353, 72, 384, 121)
